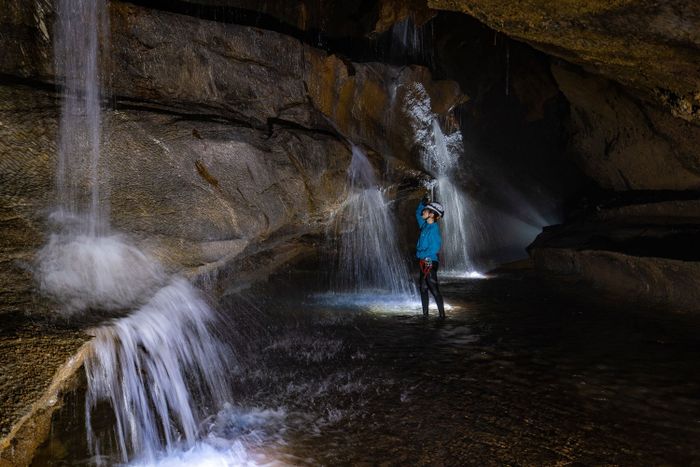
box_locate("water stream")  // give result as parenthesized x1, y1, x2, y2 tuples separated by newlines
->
(403, 83, 482, 275)
(53, 0, 109, 236)
(38, 1, 238, 464)
(328, 145, 415, 299)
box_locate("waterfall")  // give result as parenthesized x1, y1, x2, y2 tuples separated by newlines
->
(54, 0, 109, 236)
(85, 279, 231, 464)
(389, 15, 433, 66)
(428, 120, 477, 273)
(403, 83, 481, 275)
(390, 16, 423, 60)
(38, 1, 235, 463)
(331, 145, 414, 296)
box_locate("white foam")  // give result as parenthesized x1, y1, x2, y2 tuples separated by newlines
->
(85, 277, 232, 463)
(37, 233, 165, 315)
(128, 405, 290, 467)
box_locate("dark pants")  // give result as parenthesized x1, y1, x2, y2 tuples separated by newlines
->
(418, 261, 445, 318)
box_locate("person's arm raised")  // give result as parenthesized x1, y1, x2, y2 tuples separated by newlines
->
(416, 193, 431, 227)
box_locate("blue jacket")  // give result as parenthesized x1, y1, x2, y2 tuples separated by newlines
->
(416, 201, 442, 261)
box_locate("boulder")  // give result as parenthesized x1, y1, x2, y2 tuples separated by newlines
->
(528, 204, 700, 312)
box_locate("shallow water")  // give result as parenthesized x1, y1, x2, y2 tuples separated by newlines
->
(34, 272, 700, 465)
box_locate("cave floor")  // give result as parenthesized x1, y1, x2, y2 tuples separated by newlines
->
(34, 271, 700, 465)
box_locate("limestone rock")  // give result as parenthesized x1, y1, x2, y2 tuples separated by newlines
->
(427, 0, 700, 122)
(553, 64, 700, 191)
(135, 0, 433, 37)
(0, 1, 464, 165)
(0, 83, 349, 314)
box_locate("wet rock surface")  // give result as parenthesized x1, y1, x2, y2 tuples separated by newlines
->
(0, 3, 464, 458)
(528, 192, 700, 312)
(0, 81, 348, 311)
(0, 0, 463, 163)
(2, 0, 700, 462)
(0, 319, 87, 458)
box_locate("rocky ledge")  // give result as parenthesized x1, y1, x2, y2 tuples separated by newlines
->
(529, 197, 700, 312)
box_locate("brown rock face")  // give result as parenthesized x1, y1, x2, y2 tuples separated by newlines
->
(531, 247, 700, 312)
(0, 4, 467, 457)
(304, 52, 464, 163)
(553, 64, 700, 191)
(0, 0, 465, 263)
(132, 0, 433, 37)
(0, 1, 463, 163)
(107, 2, 463, 162)
(428, 0, 700, 122)
(0, 82, 349, 304)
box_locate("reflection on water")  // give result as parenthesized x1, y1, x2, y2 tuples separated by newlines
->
(35, 272, 700, 465)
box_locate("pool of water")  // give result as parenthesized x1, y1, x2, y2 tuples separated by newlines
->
(34, 272, 700, 465)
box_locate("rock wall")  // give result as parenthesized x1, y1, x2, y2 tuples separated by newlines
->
(421, 1, 700, 307)
(0, 2, 470, 461)
(552, 64, 700, 191)
(0, 0, 464, 315)
(427, 0, 700, 123)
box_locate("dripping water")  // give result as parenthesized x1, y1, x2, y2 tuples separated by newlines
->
(330, 145, 415, 297)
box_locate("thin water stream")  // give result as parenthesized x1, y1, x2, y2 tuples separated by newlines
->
(38, 2, 236, 464)
(35, 272, 700, 465)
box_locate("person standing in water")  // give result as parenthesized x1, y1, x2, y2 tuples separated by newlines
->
(416, 193, 446, 319)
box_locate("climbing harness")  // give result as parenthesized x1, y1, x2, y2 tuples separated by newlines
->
(419, 257, 433, 279)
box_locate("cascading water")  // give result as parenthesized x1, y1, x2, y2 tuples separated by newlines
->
(428, 120, 478, 274)
(53, 0, 109, 236)
(403, 83, 482, 275)
(38, 1, 237, 464)
(330, 145, 414, 297)
(85, 278, 232, 464)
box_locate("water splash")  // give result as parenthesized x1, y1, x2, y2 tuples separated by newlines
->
(36, 232, 165, 316)
(403, 84, 481, 274)
(85, 279, 233, 464)
(330, 145, 414, 297)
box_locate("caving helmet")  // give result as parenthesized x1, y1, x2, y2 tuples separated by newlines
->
(424, 202, 445, 219)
